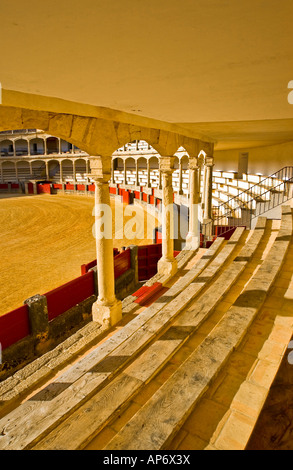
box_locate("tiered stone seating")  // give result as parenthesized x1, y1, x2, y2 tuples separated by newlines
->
(0, 207, 291, 451)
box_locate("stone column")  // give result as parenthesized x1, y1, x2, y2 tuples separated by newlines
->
(186, 157, 201, 249)
(90, 156, 122, 328)
(135, 159, 140, 187)
(44, 139, 47, 156)
(60, 162, 64, 183)
(147, 159, 151, 188)
(157, 157, 177, 277)
(178, 159, 183, 195)
(111, 159, 115, 184)
(203, 156, 214, 221)
(15, 162, 18, 180)
(45, 161, 49, 180)
(123, 159, 127, 185)
(73, 160, 76, 183)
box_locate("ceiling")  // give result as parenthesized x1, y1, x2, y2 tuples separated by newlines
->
(1, 0, 293, 150)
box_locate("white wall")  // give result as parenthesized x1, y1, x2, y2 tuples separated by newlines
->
(214, 141, 293, 175)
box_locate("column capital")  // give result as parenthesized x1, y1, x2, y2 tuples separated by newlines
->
(159, 156, 175, 173)
(89, 155, 111, 183)
(204, 156, 214, 167)
(189, 156, 200, 170)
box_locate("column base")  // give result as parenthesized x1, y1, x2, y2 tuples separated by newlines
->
(92, 298, 122, 328)
(157, 257, 178, 277)
(185, 232, 200, 250)
(202, 218, 213, 238)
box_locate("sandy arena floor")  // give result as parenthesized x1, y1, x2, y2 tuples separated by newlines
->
(0, 193, 158, 316)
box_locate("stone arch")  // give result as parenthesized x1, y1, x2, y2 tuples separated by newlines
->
(14, 138, 29, 156)
(1, 160, 16, 182)
(0, 139, 14, 157)
(75, 158, 87, 182)
(46, 136, 59, 154)
(31, 159, 47, 180)
(48, 159, 60, 180)
(61, 159, 74, 182)
(16, 160, 31, 180)
(29, 137, 45, 156)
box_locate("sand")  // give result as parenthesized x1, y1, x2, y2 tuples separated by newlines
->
(0, 193, 158, 316)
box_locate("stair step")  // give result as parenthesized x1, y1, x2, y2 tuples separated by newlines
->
(30, 221, 267, 449)
(103, 207, 291, 450)
(0, 227, 244, 450)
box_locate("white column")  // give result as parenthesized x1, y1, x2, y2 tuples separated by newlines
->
(111, 159, 115, 184)
(186, 158, 201, 249)
(45, 161, 49, 180)
(44, 139, 47, 156)
(203, 156, 214, 221)
(178, 159, 183, 195)
(135, 159, 139, 187)
(157, 157, 177, 277)
(90, 156, 122, 328)
(60, 162, 63, 182)
(123, 159, 127, 185)
(147, 159, 151, 188)
(73, 160, 76, 183)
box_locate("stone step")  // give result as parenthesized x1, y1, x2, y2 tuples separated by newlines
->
(0, 230, 245, 449)
(99, 208, 291, 450)
(31, 221, 268, 449)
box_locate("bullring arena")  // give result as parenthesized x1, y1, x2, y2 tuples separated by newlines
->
(1, 0, 293, 454)
(0, 193, 158, 316)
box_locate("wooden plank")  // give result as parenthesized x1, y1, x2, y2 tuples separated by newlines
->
(33, 338, 183, 450)
(0, 225, 243, 450)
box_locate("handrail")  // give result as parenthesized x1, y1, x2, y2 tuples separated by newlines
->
(202, 167, 293, 243)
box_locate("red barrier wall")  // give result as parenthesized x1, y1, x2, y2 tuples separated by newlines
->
(11, 183, 19, 189)
(88, 184, 95, 192)
(114, 249, 131, 279)
(28, 182, 34, 194)
(0, 184, 8, 190)
(45, 271, 95, 321)
(65, 183, 75, 191)
(53, 183, 63, 189)
(37, 183, 51, 194)
(0, 305, 30, 350)
(76, 184, 85, 191)
(138, 243, 162, 281)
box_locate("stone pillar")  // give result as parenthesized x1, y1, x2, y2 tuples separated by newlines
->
(158, 169, 162, 190)
(135, 159, 140, 187)
(178, 159, 183, 195)
(90, 156, 122, 328)
(44, 139, 47, 156)
(186, 157, 201, 249)
(58, 138, 62, 154)
(45, 161, 49, 180)
(123, 159, 127, 185)
(14, 162, 18, 180)
(73, 160, 76, 183)
(111, 159, 115, 184)
(60, 162, 64, 183)
(147, 159, 151, 188)
(157, 157, 177, 277)
(203, 156, 214, 221)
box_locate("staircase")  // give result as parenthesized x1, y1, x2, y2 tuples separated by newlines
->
(0, 206, 292, 450)
(203, 166, 293, 244)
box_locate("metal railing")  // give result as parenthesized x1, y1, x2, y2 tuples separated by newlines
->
(202, 166, 293, 243)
